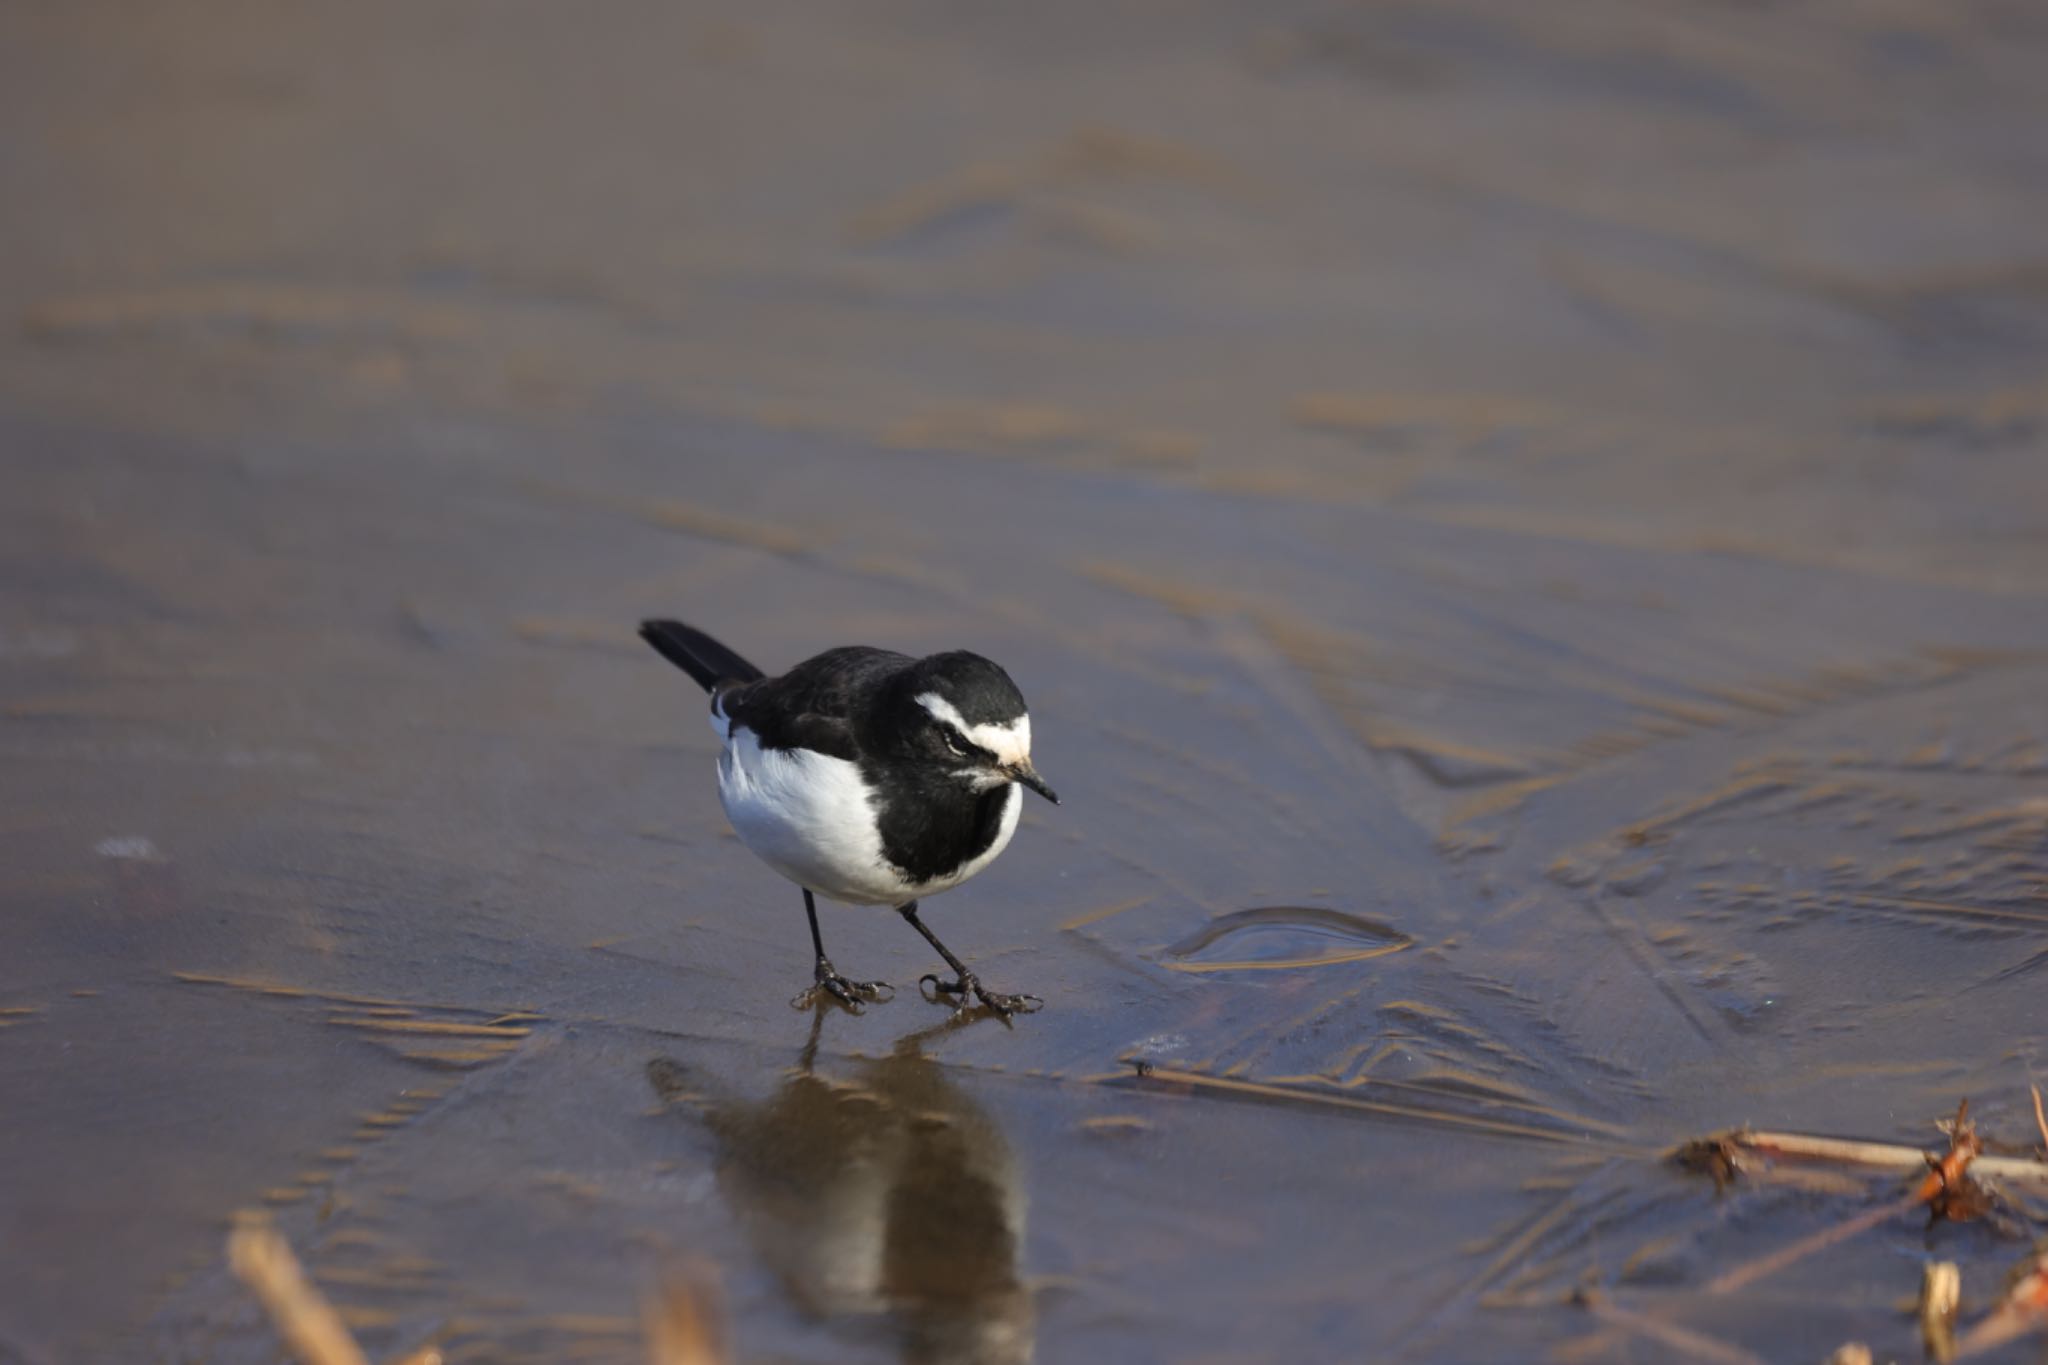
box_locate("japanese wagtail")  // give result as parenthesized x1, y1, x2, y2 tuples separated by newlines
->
(639, 619, 1057, 1017)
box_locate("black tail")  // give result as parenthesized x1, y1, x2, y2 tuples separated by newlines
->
(638, 620, 765, 692)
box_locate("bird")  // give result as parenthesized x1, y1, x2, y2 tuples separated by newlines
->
(638, 618, 1058, 1017)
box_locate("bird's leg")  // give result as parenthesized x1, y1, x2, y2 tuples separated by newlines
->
(791, 888, 893, 1011)
(899, 900, 1042, 1019)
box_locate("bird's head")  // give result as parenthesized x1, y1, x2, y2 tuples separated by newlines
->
(896, 651, 1058, 804)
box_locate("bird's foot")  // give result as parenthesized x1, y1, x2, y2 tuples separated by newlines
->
(919, 971, 1042, 1020)
(792, 960, 894, 1012)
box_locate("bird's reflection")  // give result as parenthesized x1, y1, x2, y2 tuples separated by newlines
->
(647, 1009, 1033, 1365)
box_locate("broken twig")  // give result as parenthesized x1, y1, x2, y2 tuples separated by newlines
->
(1704, 1101, 1987, 1296)
(1915, 1100, 1988, 1222)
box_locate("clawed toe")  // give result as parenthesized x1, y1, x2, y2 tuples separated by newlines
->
(919, 972, 1041, 1019)
(842, 976, 894, 1003)
(793, 961, 894, 1012)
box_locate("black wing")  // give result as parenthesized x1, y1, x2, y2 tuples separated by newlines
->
(720, 645, 912, 761)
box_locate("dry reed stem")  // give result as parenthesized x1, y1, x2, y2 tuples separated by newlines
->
(1687, 1130, 2048, 1186)
(642, 1260, 732, 1365)
(1706, 1101, 1986, 1296)
(1570, 1290, 1767, 1365)
(1955, 1248, 2048, 1359)
(226, 1222, 372, 1365)
(1704, 1193, 1924, 1296)
(230, 1223, 730, 1365)
(1920, 1261, 1960, 1364)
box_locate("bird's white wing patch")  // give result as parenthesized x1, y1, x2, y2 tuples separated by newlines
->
(717, 726, 910, 905)
(915, 692, 1031, 768)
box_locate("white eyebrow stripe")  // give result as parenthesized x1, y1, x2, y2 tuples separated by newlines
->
(915, 691, 1032, 767)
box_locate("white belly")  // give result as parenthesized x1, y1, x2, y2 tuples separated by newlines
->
(716, 727, 1020, 906)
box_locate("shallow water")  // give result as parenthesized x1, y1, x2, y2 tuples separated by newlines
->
(4, 2, 2048, 1361)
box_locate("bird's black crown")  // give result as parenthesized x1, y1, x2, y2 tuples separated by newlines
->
(900, 651, 1029, 724)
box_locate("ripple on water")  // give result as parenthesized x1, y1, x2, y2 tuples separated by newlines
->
(1162, 906, 1414, 974)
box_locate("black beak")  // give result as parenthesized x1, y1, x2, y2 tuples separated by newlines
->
(1012, 761, 1059, 805)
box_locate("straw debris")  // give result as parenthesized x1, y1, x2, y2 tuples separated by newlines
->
(228, 1220, 730, 1365)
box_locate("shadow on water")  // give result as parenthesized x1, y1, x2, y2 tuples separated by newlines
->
(647, 1009, 1033, 1365)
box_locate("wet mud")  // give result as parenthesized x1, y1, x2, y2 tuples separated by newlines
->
(4, 1, 2048, 1361)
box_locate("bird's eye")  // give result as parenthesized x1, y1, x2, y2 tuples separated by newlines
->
(943, 731, 970, 757)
